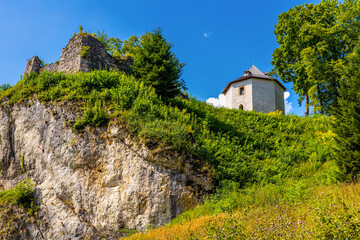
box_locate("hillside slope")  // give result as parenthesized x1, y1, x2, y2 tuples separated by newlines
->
(0, 70, 337, 239)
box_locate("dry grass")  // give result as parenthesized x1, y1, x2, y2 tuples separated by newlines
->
(126, 182, 360, 240)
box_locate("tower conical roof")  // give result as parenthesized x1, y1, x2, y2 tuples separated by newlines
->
(243, 64, 265, 76)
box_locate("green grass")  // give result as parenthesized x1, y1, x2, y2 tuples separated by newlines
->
(127, 181, 360, 240)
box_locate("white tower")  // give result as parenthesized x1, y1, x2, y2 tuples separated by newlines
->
(222, 65, 286, 113)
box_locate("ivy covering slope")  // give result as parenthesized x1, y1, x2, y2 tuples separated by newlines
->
(0, 70, 337, 190)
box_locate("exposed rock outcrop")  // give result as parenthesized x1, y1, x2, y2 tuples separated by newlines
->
(0, 99, 213, 239)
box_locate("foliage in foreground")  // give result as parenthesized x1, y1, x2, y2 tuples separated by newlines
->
(333, 39, 360, 180)
(127, 181, 360, 240)
(0, 70, 337, 189)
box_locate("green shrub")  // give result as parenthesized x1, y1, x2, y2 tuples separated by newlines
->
(0, 179, 34, 208)
(0, 83, 12, 93)
(81, 46, 90, 58)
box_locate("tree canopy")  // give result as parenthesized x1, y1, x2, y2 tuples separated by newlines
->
(272, 0, 360, 115)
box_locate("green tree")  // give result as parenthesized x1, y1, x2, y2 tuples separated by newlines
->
(93, 30, 123, 58)
(333, 40, 360, 180)
(272, 0, 360, 115)
(131, 28, 186, 99)
(120, 35, 140, 57)
(0, 84, 11, 94)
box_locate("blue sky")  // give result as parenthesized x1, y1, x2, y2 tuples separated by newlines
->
(0, 0, 321, 115)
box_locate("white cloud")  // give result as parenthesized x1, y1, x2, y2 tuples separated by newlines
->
(206, 94, 225, 107)
(203, 31, 213, 38)
(284, 91, 293, 114)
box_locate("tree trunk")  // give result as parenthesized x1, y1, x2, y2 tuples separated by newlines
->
(317, 85, 324, 115)
(305, 93, 309, 117)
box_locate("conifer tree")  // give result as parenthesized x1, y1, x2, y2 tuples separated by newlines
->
(131, 28, 185, 99)
(334, 40, 360, 179)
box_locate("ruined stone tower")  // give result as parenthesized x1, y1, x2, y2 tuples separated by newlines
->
(24, 34, 132, 76)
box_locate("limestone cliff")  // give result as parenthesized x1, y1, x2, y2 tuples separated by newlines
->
(0, 99, 213, 239)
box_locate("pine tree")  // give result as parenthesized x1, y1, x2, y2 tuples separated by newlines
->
(333, 40, 360, 179)
(131, 28, 185, 99)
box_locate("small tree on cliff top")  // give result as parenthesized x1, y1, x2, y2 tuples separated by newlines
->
(93, 27, 186, 99)
(131, 28, 186, 99)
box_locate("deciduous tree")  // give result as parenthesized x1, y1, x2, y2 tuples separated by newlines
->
(272, 0, 360, 115)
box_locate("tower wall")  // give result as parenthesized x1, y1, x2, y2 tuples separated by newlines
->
(251, 79, 277, 113)
(275, 83, 285, 113)
(224, 79, 253, 110)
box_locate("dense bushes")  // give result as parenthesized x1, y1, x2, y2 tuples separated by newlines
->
(0, 70, 337, 190)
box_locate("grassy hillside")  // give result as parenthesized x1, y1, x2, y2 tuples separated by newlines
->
(0, 70, 341, 238)
(127, 181, 360, 239)
(0, 71, 337, 188)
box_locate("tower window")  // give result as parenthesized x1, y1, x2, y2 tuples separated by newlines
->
(239, 86, 245, 95)
(239, 104, 244, 110)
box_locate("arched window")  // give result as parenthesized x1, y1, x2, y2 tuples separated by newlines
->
(239, 104, 243, 110)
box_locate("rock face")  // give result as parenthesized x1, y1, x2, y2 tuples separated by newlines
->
(0, 100, 213, 239)
(27, 34, 133, 75)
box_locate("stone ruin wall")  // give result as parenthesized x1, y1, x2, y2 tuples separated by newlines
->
(24, 56, 41, 76)
(24, 34, 133, 76)
(57, 35, 83, 73)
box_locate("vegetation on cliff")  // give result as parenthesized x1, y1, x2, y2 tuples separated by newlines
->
(0, 70, 337, 190)
(333, 39, 360, 181)
(93, 27, 186, 99)
(0, 180, 37, 239)
(0, 70, 342, 238)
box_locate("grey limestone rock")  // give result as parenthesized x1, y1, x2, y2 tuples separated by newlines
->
(0, 100, 213, 240)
